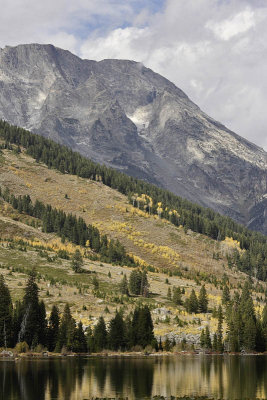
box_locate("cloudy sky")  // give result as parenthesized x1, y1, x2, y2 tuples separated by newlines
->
(1, 0, 267, 149)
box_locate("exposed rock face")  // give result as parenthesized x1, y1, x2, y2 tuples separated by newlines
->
(0, 43, 266, 233)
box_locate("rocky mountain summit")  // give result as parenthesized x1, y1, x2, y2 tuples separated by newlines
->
(0, 43, 266, 233)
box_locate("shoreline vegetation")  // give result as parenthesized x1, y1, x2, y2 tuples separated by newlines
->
(1, 252, 267, 356)
(1, 349, 267, 360)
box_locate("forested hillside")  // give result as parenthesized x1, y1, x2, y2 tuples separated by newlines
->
(1, 120, 267, 353)
(1, 120, 267, 281)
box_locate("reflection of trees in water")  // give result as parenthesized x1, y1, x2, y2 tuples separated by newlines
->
(1, 355, 267, 399)
(90, 357, 154, 399)
(91, 358, 107, 394)
(226, 356, 267, 399)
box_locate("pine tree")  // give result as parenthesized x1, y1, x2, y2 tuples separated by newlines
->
(217, 305, 224, 352)
(38, 300, 47, 346)
(86, 326, 95, 353)
(119, 275, 129, 296)
(56, 303, 76, 352)
(243, 316, 256, 351)
(71, 249, 83, 273)
(136, 306, 155, 348)
(200, 329, 205, 348)
(47, 305, 60, 352)
(186, 289, 198, 313)
(167, 287, 172, 300)
(173, 287, 182, 305)
(108, 311, 126, 351)
(198, 285, 208, 313)
(20, 269, 46, 347)
(73, 321, 87, 353)
(129, 270, 142, 295)
(140, 271, 149, 297)
(0, 275, 13, 348)
(204, 326, 212, 349)
(212, 333, 218, 351)
(94, 316, 107, 351)
(262, 303, 267, 350)
(222, 285, 231, 304)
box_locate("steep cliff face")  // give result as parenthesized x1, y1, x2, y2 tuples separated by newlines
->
(0, 43, 266, 233)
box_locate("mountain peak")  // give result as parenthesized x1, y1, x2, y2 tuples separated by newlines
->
(0, 43, 266, 233)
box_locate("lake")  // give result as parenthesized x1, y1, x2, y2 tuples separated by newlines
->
(1, 355, 267, 400)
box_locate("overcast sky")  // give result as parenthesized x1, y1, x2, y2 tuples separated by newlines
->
(1, 0, 267, 149)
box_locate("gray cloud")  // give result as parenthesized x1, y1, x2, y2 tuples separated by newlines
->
(1, 0, 267, 149)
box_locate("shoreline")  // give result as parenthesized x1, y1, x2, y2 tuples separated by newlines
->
(1, 350, 267, 360)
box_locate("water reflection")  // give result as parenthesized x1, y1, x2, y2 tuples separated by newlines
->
(1, 355, 267, 400)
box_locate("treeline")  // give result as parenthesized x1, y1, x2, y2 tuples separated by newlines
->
(0, 272, 156, 352)
(0, 186, 136, 268)
(198, 281, 267, 353)
(1, 120, 267, 280)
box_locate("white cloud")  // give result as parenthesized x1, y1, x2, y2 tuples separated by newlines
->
(206, 8, 255, 40)
(78, 0, 267, 150)
(80, 27, 148, 61)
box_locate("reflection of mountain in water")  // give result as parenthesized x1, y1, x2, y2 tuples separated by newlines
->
(1, 356, 267, 399)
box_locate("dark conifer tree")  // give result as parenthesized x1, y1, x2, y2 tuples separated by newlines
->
(71, 249, 83, 273)
(217, 305, 224, 352)
(140, 271, 149, 297)
(222, 285, 231, 305)
(205, 326, 212, 349)
(47, 305, 60, 352)
(172, 287, 182, 305)
(20, 269, 46, 347)
(186, 289, 198, 313)
(212, 333, 218, 351)
(108, 311, 126, 351)
(198, 285, 208, 313)
(136, 306, 155, 348)
(129, 270, 142, 295)
(262, 302, 267, 349)
(73, 321, 87, 353)
(94, 316, 107, 351)
(56, 303, 76, 352)
(0, 275, 13, 348)
(119, 275, 129, 296)
(200, 329, 205, 348)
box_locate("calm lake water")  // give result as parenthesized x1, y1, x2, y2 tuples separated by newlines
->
(1, 355, 267, 400)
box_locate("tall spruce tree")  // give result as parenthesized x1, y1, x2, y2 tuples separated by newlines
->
(71, 249, 83, 273)
(47, 305, 60, 352)
(217, 305, 224, 352)
(198, 285, 208, 313)
(204, 326, 212, 349)
(119, 275, 129, 296)
(136, 306, 155, 348)
(94, 316, 107, 351)
(173, 287, 182, 305)
(129, 270, 142, 295)
(108, 311, 126, 351)
(140, 271, 149, 297)
(0, 275, 13, 348)
(186, 289, 198, 313)
(20, 269, 46, 347)
(262, 302, 267, 349)
(222, 285, 231, 305)
(73, 321, 87, 353)
(56, 303, 76, 352)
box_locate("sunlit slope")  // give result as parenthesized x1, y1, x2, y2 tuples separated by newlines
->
(0, 146, 244, 283)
